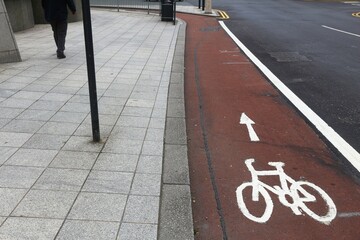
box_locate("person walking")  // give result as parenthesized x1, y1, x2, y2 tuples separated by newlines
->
(42, 0, 76, 59)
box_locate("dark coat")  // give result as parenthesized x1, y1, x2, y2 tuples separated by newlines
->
(42, 0, 76, 22)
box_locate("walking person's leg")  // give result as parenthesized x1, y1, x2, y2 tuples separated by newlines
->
(50, 21, 59, 52)
(56, 20, 68, 58)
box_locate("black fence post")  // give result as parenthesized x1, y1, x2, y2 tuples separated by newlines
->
(81, 0, 100, 142)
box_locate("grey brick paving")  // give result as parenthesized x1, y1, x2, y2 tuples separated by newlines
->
(0, 6, 198, 239)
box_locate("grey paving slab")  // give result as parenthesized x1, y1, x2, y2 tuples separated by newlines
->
(50, 151, 98, 170)
(0, 165, 44, 188)
(0, 217, 5, 225)
(23, 134, 69, 150)
(166, 98, 185, 118)
(0, 107, 23, 119)
(111, 126, 147, 140)
(136, 155, 162, 174)
(118, 223, 157, 240)
(0, 146, 17, 165)
(62, 136, 104, 152)
(142, 141, 163, 156)
(0, 217, 63, 240)
(68, 192, 127, 222)
(83, 114, 119, 126)
(148, 117, 166, 129)
(74, 124, 113, 138)
(99, 104, 123, 115)
(12, 91, 45, 100)
(117, 116, 150, 128)
(98, 97, 127, 106)
(1, 119, 45, 133)
(56, 220, 119, 240)
(16, 109, 56, 121)
(93, 153, 138, 172)
(130, 173, 161, 196)
(0, 132, 32, 147)
(126, 99, 155, 108)
(12, 189, 78, 218)
(163, 144, 190, 185)
(123, 195, 159, 224)
(151, 107, 167, 119)
(82, 170, 133, 194)
(0, 89, 16, 98)
(0, 98, 35, 108)
(33, 168, 89, 191)
(29, 100, 65, 111)
(0, 188, 28, 216)
(50, 86, 80, 95)
(0, 83, 27, 92)
(23, 83, 54, 92)
(103, 138, 143, 155)
(145, 128, 165, 142)
(50, 111, 87, 124)
(40, 92, 73, 102)
(165, 117, 187, 145)
(158, 185, 194, 240)
(122, 106, 153, 117)
(37, 121, 79, 136)
(60, 102, 91, 113)
(5, 148, 57, 167)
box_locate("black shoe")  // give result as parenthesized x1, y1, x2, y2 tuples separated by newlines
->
(57, 52, 66, 59)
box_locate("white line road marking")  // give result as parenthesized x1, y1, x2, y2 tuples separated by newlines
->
(219, 21, 360, 172)
(240, 113, 260, 142)
(337, 212, 360, 217)
(322, 25, 360, 38)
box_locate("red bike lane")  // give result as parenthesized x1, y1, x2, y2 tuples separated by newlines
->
(179, 13, 360, 240)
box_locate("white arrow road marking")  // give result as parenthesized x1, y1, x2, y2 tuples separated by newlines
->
(240, 113, 260, 142)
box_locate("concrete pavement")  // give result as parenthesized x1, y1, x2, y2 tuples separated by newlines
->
(0, 8, 199, 239)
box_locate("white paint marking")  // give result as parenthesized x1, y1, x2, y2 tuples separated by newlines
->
(219, 21, 360, 173)
(240, 113, 260, 142)
(322, 25, 360, 38)
(338, 212, 360, 218)
(236, 159, 337, 224)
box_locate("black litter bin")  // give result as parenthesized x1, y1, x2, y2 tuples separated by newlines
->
(161, 0, 175, 23)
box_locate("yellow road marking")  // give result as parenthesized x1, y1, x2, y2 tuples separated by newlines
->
(217, 10, 230, 20)
(352, 12, 360, 17)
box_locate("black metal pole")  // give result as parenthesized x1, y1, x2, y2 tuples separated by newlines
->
(81, 0, 100, 142)
(198, 0, 200, 9)
(173, 0, 176, 25)
(202, 0, 205, 11)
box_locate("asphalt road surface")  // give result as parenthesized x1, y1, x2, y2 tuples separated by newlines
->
(205, 0, 360, 168)
(180, 11, 360, 240)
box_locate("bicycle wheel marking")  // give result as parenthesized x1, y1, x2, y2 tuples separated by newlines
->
(236, 159, 337, 224)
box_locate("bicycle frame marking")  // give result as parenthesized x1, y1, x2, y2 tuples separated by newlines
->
(236, 159, 337, 224)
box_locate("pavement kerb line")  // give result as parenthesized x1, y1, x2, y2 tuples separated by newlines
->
(219, 21, 360, 173)
(158, 18, 195, 240)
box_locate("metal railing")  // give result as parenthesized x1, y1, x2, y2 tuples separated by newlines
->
(90, 0, 161, 12)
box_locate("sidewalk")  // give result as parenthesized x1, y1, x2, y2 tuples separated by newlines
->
(0, 8, 195, 240)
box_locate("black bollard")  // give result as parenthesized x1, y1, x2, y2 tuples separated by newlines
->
(81, 0, 100, 142)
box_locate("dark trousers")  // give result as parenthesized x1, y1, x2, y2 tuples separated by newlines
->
(50, 20, 68, 54)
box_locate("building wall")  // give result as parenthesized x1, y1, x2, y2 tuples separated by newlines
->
(4, 0, 34, 32)
(0, 0, 21, 63)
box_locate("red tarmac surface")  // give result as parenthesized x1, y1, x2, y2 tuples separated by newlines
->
(179, 13, 360, 240)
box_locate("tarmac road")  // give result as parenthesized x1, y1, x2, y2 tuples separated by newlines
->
(210, 0, 360, 159)
(179, 12, 360, 240)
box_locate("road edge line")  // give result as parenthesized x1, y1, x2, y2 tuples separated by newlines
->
(219, 21, 360, 172)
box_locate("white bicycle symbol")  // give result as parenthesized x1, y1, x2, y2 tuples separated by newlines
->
(236, 159, 337, 225)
